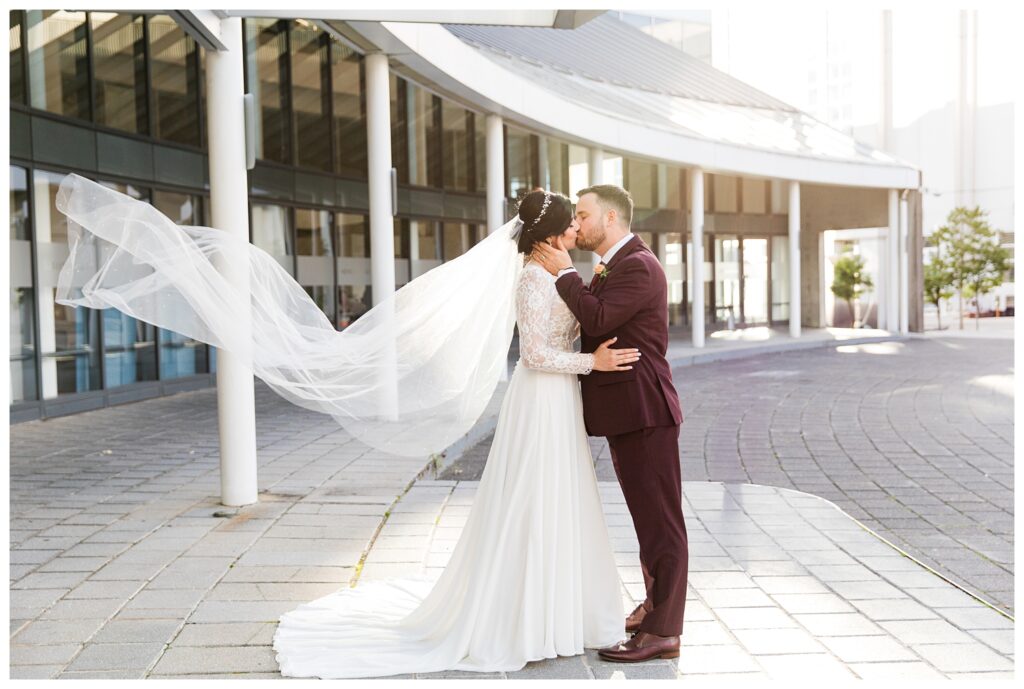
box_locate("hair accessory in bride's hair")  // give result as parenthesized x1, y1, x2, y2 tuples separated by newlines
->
(529, 192, 552, 230)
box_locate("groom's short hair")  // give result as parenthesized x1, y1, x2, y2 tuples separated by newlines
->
(576, 184, 633, 226)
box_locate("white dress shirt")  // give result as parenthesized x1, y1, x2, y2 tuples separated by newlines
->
(557, 233, 635, 279)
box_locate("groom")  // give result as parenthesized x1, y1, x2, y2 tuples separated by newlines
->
(535, 185, 688, 663)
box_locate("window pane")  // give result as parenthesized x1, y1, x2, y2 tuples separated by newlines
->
(291, 22, 330, 171)
(245, 18, 291, 164)
(91, 13, 148, 134)
(26, 10, 91, 120)
(332, 42, 366, 177)
(506, 126, 536, 199)
(405, 83, 440, 187)
(152, 189, 208, 378)
(410, 219, 440, 280)
(543, 138, 569, 195)
(442, 100, 470, 191)
(10, 165, 37, 402)
(335, 213, 369, 329)
(10, 11, 25, 104)
(33, 169, 102, 398)
(149, 15, 200, 146)
(251, 203, 294, 275)
(98, 181, 156, 388)
(474, 113, 486, 193)
(442, 222, 472, 261)
(771, 235, 790, 321)
(391, 75, 408, 184)
(627, 159, 656, 208)
(296, 208, 336, 323)
(394, 219, 410, 286)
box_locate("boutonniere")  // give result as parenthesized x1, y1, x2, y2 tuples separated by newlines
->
(594, 263, 610, 281)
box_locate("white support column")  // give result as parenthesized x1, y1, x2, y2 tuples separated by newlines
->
(899, 190, 910, 334)
(690, 169, 705, 348)
(887, 189, 900, 332)
(365, 52, 395, 306)
(788, 181, 801, 338)
(486, 114, 504, 233)
(588, 147, 604, 268)
(205, 17, 257, 507)
(365, 52, 400, 416)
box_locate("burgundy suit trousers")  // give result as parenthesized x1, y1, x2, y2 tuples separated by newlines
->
(607, 424, 688, 636)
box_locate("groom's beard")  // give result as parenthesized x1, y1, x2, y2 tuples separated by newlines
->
(576, 228, 605, 252)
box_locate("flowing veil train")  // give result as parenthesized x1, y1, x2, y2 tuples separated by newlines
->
(54, 173, 523, 457)
(54, 174, 626, 677)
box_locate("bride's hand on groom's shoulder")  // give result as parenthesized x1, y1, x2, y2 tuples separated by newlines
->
(592, 337, 641, 372)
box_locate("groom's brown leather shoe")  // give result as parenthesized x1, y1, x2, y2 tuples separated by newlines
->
(625, 603, 649, 634)
(598, 631, 680, 663)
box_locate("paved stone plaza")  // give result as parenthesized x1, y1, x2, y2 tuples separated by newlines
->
(9, 323, 1015, 678)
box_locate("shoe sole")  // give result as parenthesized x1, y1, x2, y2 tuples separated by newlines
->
(598, 650, 679, 663)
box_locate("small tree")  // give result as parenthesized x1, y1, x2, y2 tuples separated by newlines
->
(931, 206, 1011, 330)
(923, 257, 955, 330)
(831, 252, 874, 328)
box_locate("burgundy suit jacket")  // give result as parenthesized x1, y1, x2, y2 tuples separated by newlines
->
(555, 236, 683, 437)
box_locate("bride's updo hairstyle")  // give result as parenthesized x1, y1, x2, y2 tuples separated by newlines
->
(515, 190, 573, 254)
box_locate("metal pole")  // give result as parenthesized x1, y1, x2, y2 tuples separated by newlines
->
(205, 16, 258, 507)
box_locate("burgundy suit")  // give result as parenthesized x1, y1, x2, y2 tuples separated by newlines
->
(555, 235, 689, 637)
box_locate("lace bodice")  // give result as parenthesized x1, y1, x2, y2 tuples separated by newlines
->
(515, 262, 594, 375)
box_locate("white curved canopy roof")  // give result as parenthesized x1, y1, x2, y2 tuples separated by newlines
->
(353, 16, 919, 190)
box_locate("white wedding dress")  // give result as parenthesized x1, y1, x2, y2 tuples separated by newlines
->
(273, 261, 625, 678)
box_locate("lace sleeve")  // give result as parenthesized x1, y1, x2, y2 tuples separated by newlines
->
(516, 266, 595, 375)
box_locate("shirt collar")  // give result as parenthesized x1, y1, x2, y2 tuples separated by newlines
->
(600, 233, 635, 265)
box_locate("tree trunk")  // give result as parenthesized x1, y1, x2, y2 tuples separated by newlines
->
(975, 286, 981, 330)
(958, 289, 964, 330)
(936, 299, 943, 330)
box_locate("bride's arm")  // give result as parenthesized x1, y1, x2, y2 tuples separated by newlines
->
(516, 268, 595, 375)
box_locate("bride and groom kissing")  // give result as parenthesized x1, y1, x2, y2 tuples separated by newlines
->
(274, 184, 689, 676)
(51, 173, 689, 677)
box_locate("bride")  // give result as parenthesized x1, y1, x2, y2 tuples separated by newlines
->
(51, 177, 639, 677)
(273, 190, 639, 677)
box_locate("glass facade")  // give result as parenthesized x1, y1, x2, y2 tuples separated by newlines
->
(91, 13, 148, 134)
(10, 11, 25, 104)
(26, 10, 91, 120)
(291, 22, 331, 171)
(10, 166, 36, 402)
(245, 18, 291, 164)
(296, 208, 336, 322)
(332, 41, 365, 177)
(33, 169, 103, 399)
(335, 213, 370, 329)
(149, 15, 200, 146)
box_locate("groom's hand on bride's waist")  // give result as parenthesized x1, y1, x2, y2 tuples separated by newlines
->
(534, 239, 573, 276)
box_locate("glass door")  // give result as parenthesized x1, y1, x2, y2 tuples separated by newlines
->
(741, 237, 769, 325)
(714, 235, 740, 326)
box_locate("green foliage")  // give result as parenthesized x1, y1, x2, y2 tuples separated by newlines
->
(830, 252, 874, 302)
(923, 258, 954, 307)
(930, 206, 1011, 327)
(932, 206, 1011, 294)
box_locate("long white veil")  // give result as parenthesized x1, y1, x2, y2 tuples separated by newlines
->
(54, 173, 524, 457)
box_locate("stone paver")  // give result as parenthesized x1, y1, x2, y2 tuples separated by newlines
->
(9, 325, 1014, 678)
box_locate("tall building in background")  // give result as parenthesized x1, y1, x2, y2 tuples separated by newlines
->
(704, 8, 1014, 317)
